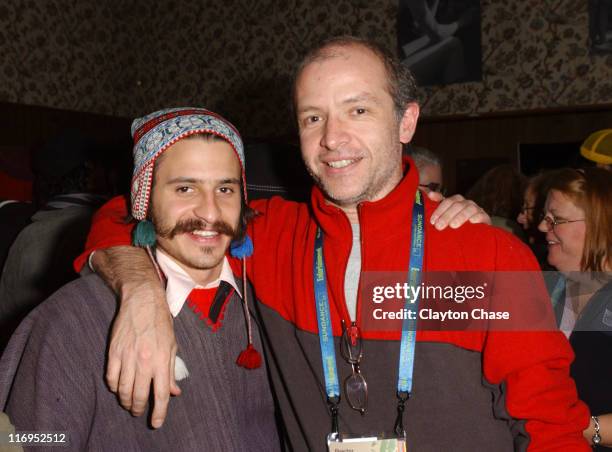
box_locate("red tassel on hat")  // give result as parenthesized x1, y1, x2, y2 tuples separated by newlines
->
(236, 344, 262, 369)
(236, 257, 262, 370)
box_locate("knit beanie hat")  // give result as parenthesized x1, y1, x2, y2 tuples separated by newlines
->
(131, 107, 245, 220)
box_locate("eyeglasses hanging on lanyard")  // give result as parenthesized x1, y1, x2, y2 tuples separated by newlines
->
(341, 320, 367, 414)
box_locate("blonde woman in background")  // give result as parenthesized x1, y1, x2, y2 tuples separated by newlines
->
(538, 167, 612, 450)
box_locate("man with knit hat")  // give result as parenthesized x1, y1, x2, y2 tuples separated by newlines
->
(0, 108, 280, 451)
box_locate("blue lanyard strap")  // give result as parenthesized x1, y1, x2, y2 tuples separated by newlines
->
(314, 227, 341, 400)
(397, 190, 425, 395)
(549, 273, 566, 328)
(550, 274, 566, 309)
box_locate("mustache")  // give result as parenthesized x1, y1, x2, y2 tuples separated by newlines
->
(156, 218, 237, 240)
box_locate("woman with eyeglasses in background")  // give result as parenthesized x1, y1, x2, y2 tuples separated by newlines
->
(537, 167, 612, 450)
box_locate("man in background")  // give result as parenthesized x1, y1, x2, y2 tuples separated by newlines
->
(0, 131, 108, 347)
(405, 144, 443, 193)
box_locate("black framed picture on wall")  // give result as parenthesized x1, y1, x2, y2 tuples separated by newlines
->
(397, 0, 482, 86)
(589, 0, 612, 53)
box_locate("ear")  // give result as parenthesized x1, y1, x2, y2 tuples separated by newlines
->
(398, 102, 420, 144)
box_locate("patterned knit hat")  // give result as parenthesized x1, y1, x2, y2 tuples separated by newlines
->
(130, 107, 246, 220)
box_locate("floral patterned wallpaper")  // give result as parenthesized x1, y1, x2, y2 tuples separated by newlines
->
(125, 0, 395, 138)
(0, 1, 134, 116)
(1, 0, 611, 138)
(420, 0, 612, 115)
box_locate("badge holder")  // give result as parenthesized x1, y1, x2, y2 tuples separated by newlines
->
(326, 391, 409, 452)
(327, 433, 407, 452)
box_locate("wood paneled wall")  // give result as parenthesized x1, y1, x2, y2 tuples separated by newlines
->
(414, 105, 612, 194)
(0, 102, 131, 200)
(0, 101, 131, 150)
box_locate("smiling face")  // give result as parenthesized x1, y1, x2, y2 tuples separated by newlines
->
(150, 136, 242, 285)
(538, 189, 586, 272)
(295, 43, 419, 210)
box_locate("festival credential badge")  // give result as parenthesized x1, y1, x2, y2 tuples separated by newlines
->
(327, 433, 407, 452)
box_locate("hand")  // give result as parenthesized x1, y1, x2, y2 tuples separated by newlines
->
(106, 281, 180, 428)
(92, 247, 180, 429)
(427, 192, 491, 230)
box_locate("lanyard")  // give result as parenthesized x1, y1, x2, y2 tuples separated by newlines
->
(313, 190, 425, 433)
(314, 227, 341, 401)
(549, 273, 566, 328)
(397, 190, 425, 394)
(550, 274, 566, 310)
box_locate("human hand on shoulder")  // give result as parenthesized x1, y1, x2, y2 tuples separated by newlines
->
(426, 191, 491, 230)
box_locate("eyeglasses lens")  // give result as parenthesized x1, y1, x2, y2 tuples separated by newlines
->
(344, 372, 368, 413)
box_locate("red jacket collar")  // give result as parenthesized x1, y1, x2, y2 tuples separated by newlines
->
(310, 156, 419, 244)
